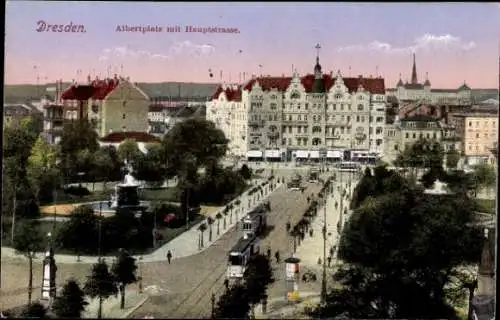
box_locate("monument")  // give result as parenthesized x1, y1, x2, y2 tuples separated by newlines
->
(40, 243, 57, 305)
(110, 162, 149, 213)
(423, 179, 451, 195)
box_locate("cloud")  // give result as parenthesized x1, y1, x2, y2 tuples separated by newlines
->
(336, 33, 476, 54)
(98, 41, 215, 63)
(168, 40, 215, 57)
(98, 46, 171, 62)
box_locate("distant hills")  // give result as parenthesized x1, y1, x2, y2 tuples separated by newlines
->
(3, 82, 498, 104)
(3, 82, 219, 104)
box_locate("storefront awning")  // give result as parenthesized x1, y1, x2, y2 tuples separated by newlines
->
(295, 150, 308, 158)
(246, 150, 263, 158)
(265, 150, 281, 158)
(327, 151, 342, 158)
(309, 151, 320, 158)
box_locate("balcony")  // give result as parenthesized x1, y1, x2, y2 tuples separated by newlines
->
(354, 133, 367, 140)
(267, 131, 280, 139)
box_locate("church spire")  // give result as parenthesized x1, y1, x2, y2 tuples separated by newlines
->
(314, 43, 322, 79)
(411, 53, 418, 84)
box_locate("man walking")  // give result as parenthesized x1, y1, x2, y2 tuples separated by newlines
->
(166, 250, 172, 264)
(275, 250, 280, 263)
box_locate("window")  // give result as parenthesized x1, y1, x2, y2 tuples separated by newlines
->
(318, 116, 322, 122)
(289, 115, 292, 121)
(394, 144, 399, 151)
(291, 92, 301, 99)
(335, 94, 342, 99)
(356, 116, 360, 122)
(340, 104, 344, 111)
(312, 126, 322, 133)
(412, 133, 416, 139)
(298, 115, 302, 121)
(270, 103, 277, 110)
(376, 127, 383, 134)
(122, 113, 126, 119)
(346, 116, 350, 122)
(304, 115, 308, 121)
(358, 104, 364, 111)
(313, 115, 317, 122)
(376, 139, 382, 146)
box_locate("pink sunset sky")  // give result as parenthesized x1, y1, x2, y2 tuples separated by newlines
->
(5, 2, 500, 89)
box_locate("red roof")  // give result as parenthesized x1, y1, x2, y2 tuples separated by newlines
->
(61, 78, 120, 101)
(211, 74, 386, 102)
(100, 132, 161, 143)
(211, 86, 242, 101)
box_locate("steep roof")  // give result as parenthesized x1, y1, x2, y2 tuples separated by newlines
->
(210, 74, 386, 102)
(400, 115, 439, 122)
(100, 131, 161, 143)
(61, 78, 120, 100)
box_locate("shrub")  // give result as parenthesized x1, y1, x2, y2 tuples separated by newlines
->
(64, 185, 91, 197)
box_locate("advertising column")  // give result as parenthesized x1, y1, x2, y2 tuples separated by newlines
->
(284, 256, 301, 303)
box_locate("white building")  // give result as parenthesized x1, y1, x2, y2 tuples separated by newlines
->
(207, 48, 387, 161)
(386, 54, 472, 105)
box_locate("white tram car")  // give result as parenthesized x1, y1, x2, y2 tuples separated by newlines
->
(226, 204, 268, 279)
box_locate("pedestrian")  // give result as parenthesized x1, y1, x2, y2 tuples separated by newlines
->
(286, 221, 291, 232)
(327, 255, 332, 267)
(166, 250, 172, 264)
(224, 279, 229, 290)
(275, 250, 280, 263)
(267, 247, 271, 260)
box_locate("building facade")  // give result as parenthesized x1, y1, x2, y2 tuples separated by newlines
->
(383, 115, 461, 163)
(207, 53, 387, 161)
(386, 54, 472, 105)
(450, 110, 498, 165)
(60, 75, 150, 138)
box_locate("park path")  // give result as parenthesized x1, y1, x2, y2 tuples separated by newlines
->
(1, 178, 278, 265)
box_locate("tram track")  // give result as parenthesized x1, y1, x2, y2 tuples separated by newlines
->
(132, 182, 324, 318)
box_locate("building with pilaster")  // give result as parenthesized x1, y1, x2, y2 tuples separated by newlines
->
(207, 45, 387, 162)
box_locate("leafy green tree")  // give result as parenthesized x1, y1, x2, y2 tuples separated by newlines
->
(52, 278, 88, 318)
(111, 249, 138, 309)
(395, 138, 444, 180)
(134, 143, 166, 183)
(27, 137, 61, 203)
(56, 205, 98, 258)
(59, 121, 99, 182)
(84, 260, 118, 319)
(13, 219, 44, 305)
(214, 283, 250, 319)
(117, 139, 142, 165)
(315, 179, 483, 318)
(20, 302, 49, 318)
(445, 149, 461, 169)
(90, 148, 114, 188)
(471, 163, 496, 194)
(243, 254, 274, 317)
(239, 164, 252, 180)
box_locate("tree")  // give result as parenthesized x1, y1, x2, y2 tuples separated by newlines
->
(84, 260, 118, 319)
(162, 118, 228, 173)
(13, 219, 44, 305)
(207, 217, 214, 242)
(395, 138, 444, 179)
(215, 212, 222, 235)
(315, 177, 483, 318)
(56, 205, 98, 258)
(198, 223, 207, 248)
(59, 121, 99, 182)
(117, 139, 142, 165)
(20, 302, 49, 318)
(214, 283, 250, 319)
(471, 163, 496, 195)
(27, 136, 61, 203)
(239, 164, 252, 180)
(134, 143, 166, 183)
(243, 254, 274, 317)
(90, 148, 114, 189)
(111, 249, 138, 309)
(445, 149, 461, 169)
(52, 278, 88, 318)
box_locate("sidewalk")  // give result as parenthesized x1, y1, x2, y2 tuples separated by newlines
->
(1, 180, 283, 265)
(254, 292, 321, 319)
(82, 289, 148, 318)
(294, 176, 357, 269)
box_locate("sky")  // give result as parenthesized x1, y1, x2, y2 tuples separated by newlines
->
(5, 2, 500, 88)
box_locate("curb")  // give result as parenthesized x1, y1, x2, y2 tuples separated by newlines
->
(123, 296, 149, 318)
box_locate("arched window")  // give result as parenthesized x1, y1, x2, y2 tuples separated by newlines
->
(357, 104, 364, 111)
(312, 126, 322, 133)
(291, 91, 301, 99)
(334, 94, 342, 100)
(312, 138, 322, 145)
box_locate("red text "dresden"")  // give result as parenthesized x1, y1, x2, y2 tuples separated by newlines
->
(36, 21, 86, 33)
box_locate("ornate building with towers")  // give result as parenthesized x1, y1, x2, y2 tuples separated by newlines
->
(207, 44, 388, 161)
(386, 54, 472, 105)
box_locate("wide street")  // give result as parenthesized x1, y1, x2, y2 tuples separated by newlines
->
(130, 176, 326, 318)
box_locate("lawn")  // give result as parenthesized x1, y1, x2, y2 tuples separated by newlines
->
(475, 199, 496, 214)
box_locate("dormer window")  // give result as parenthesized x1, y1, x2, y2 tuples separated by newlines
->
(291, 91, 301, 99)
(335, 94, 342, 100)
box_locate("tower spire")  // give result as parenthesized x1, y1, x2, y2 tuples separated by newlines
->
(314, 43, 322, 79)
(411, 53, 418, 84)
